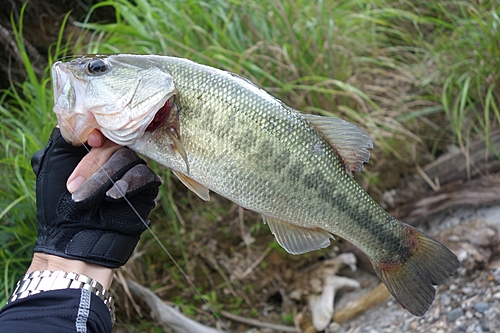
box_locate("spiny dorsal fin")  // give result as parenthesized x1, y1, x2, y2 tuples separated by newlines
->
(172, 170, 210, 201)
(263, 215, 334, 254)
(303, 114, 373, 175)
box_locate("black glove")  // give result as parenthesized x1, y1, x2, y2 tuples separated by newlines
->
(32, 128, 162, 268)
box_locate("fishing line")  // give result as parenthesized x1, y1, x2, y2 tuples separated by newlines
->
(59, 119, 230, 332)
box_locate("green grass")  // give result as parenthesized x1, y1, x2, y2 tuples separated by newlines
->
(1, 0, 499, 327)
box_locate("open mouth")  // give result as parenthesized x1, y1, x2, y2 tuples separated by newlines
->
(146, 95, 176, 132)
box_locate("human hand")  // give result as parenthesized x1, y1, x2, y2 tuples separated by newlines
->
(66, 129, 122, 193)
(31, 127, 162, 268)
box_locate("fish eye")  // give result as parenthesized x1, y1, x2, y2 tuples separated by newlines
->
(86, 59, 110, 75)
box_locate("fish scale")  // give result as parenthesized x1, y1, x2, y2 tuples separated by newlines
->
(164, 59, 362, 228)
(52, 54, 459, 316)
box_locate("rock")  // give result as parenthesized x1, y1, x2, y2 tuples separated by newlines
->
(327, 322, 346, 333)
(440, 293, 451, 306)
(493, 268, 500, 285)
(467, 323, 484, 333)
(447, 307, 464, 322)
(462, 287, 474, 296)
(480, 318, 491, 331)
(474, 302, 490, 314)
(466, 310, 474, 319)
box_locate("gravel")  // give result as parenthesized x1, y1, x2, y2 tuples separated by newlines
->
(330, 205, 500, 333)
(334, 270, 500, 333)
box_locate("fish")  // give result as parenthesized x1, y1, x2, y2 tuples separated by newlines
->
(52, 54, 459, 316)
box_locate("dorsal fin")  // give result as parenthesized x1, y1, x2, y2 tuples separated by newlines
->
(303, 114, 373, 175)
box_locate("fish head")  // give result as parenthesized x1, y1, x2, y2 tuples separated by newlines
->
(52, 55, 175, 146)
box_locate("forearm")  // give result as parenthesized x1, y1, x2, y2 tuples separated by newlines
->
(27, 253, 114, 289)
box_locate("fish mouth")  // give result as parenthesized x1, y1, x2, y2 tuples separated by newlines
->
(146, 94, 176, 132)
(52, 61, 90, 145)
(52, 61, 175, 146)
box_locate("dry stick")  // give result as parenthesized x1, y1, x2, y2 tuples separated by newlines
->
(239, 246, 272, 280)
(219, 310, 298, 332)
(171, 200, 186, 226)
(416, 164, 440, 192)
(203, 252, 239, 298)
(126, 279, 224, 333)
(238, 206, 252, 264)
(116, 270, 143, 317)
(203, 251, 254, 309)
(333, 283, 391, 323)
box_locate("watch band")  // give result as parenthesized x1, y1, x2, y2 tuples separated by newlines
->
(7, 270, 115, 322)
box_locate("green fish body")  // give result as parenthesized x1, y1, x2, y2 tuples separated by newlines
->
(52, 55, 459, 316)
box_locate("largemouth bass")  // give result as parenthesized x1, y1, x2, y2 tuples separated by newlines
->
(52, 55, 459, 316)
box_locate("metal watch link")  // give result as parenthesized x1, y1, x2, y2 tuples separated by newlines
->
(7, 270, 115, 322)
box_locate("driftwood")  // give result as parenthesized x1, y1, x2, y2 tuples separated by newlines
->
(333, 283, 391, 323)
(394, 133, 500, 224)
(418, 132, 500, 188)
(126, 279, 299, 333)
(125, 279, 224, 333)
(219, 310, 298, 332)
(397, 175, 500, 224)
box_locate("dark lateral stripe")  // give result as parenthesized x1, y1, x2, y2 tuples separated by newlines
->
(299, 168, 402, 253)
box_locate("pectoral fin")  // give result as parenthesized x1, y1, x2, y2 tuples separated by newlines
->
(263, 216, 334, 254)
(172, 170, 210, 201)
(169, 131, 190, 174)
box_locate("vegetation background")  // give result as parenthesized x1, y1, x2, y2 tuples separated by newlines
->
(1, 0, 499, 331)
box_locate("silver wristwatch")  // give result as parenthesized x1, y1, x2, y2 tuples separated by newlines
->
(7, 270, 115, 322)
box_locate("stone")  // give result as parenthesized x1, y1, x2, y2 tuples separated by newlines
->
(480, 318, 491, 331)
(474, 302, 490, 314)
(462, 287, 473, 296)
(440, 293, 451, 306)
(327, 322, 346, 333)
(447, 307, 464, 322)
(493, 268, 500, 285)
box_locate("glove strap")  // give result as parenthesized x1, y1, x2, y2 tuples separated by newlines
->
(65, 229, 143, 268)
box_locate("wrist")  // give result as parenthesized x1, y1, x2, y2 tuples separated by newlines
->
(28, 253, 114, 289)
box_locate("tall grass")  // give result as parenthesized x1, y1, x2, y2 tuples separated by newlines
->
(80, 0, 500, 156)
(1, 0, 499, 327)
(0, 6, 82, 303)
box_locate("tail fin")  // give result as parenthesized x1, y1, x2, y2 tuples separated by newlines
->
(372, 224, 460, 316)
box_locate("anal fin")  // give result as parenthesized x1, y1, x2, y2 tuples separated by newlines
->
(263, 216, 334, 254)
(172, 170, 210, 201)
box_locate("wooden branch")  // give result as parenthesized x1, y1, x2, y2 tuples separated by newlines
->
(219, 310, 298, 332)
(396, 174, 500, 224)
(126, 279, 224, 333)
(419, 132, 500, 188)
(333, 283, 391, 323)
(393, 133, 500, 224)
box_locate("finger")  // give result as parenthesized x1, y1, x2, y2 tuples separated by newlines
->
(87, 129, 106, 148)
(67, 140, 122, 193)
(71, 148, 145, 203)
(106, 164, 162, 199)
